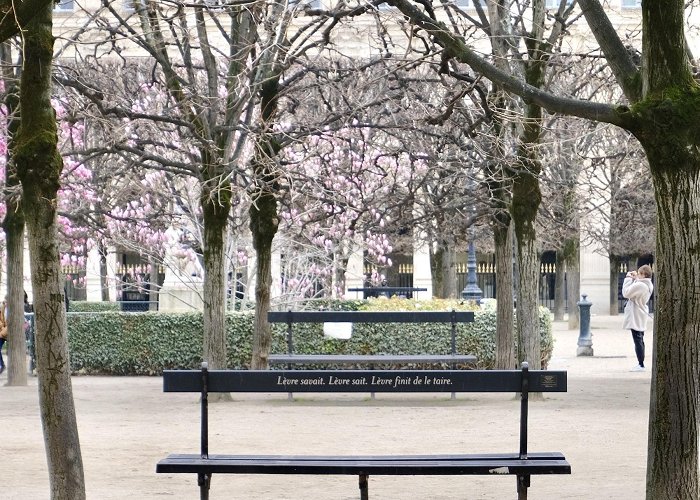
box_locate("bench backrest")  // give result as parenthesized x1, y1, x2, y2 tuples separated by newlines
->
(267, 310, 475, 355)
(162, 362, 567, 460)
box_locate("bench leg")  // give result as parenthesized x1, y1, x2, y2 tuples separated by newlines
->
(198, 472, 211, 500)
(359, 473, 369, 500)
(517, 474, 529, 500)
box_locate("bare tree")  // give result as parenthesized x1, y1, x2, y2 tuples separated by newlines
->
(1, 39, 29, 385)
(389, 0, 700, 495)
(15, 2, 85, 497)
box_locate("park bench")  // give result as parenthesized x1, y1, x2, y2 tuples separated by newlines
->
(346, 286, 428, 299)
(156, 362, 570, 500)
(267, 310, 477, 370)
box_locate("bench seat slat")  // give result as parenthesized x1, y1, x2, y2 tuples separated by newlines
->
(157, 456, 571, 475)
(162, 452, 566, 462)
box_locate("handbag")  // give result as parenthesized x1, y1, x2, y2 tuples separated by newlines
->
(0, 324, 7, 340)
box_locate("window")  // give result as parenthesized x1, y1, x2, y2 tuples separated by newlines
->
(621, 0, 641, 8)
(54, 0, 74, 11)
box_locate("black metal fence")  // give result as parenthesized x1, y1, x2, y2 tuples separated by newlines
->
(457, 262, 568, 311)
(116, 264, 164, 311)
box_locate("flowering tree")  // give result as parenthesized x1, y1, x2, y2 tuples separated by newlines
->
(279, 127, 424, 299)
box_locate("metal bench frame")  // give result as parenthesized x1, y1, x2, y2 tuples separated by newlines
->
(267, 310, 476, 366)
(156, 362, 570, 500)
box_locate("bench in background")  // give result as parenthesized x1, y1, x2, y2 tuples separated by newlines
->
(156, 362, 570, 500)
(346, 286, 428, 299)
(267, 310, 476, 368)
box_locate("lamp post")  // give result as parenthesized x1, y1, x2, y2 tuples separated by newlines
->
(461, 175, 482, 303)
(461, 240, 483, 302)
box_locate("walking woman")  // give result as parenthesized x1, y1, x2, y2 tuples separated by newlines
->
(622, 264, 654, 371)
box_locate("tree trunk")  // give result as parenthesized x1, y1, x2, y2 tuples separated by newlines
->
(249, 77, 281, 370)
(15, 3, 85, 497)
(99, 240, 110, 302)
(3, 71, 27, 386)
(250, 209, 275, 369)
(512, 44, 546, 373)
(494, 215, 514, 369)
(609, 254, 621, 315)
(201, 183, 231, 378)
(553, 251, 566, 321)
(4, 213, 27, 386)
(430, 244, 445, 298)
(512, 212, 541, 370)
(441, 240, 457, 299)
(201, 184, 232, 402)
(512, 136, 543, 371)
(565, 241, 580, 331)
(642, 139, 700, 499)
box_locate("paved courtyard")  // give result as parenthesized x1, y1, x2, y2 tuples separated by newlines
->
(3, 314, 650, 499)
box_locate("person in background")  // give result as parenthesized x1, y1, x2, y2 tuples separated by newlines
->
(0, 301, 6, 374)
(622, 264, 654, 372)
(24, 290, 32, 313)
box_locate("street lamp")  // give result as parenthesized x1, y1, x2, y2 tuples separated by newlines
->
(461, 176, 482, 302)
(461, 240, 483, 302)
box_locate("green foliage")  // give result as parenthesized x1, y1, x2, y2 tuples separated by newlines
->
(357, 297, 479, 312)
(68, 301, 120, 313)
(69, 311, 267, 374)
(300, 299, 365, 311)
(67, 302, 554, 374)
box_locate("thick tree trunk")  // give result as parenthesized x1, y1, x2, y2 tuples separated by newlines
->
(201, 186, 230, 371)
(512, 47, 546, 372)
(201, 183, 232, 401)
(15, 3, 85, 498)
(249, 177, 278, 369)
(513, 217, 541, 370)
(643, 144, 700, 500)
(250, 211, 275, 369)
(494, 215, 514, 369)
(249, 77, 281, 370)
(512, 141, 543, 371)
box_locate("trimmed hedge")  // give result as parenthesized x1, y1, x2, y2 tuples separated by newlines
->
(67, 305, 554, 375)
(69, 301, 120, 313)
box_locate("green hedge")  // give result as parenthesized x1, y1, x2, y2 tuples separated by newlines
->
(67, 306, 553, 375)
(267, 306, 553, 370)
(68, 301, 120, 313)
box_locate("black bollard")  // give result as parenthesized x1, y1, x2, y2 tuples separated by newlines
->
(576, 294, 593, 356)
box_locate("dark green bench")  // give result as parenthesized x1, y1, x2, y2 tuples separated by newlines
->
(156, 362, 570, 499)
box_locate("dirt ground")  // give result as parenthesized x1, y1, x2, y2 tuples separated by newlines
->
(2, 314, 650, 499)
